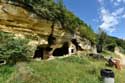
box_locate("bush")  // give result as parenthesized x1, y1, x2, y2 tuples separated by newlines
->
(6, 38, 30, 64)
(105, 43, 116, 52)
(0, 32, 30, 65)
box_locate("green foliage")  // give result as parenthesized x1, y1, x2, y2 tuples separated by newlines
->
(104, 36, 116, 52)
(0, 65, 15, 83)
(0, 32, 30, 64)
(105, 43, 116, 52)
(96, 29, 117, 52)
(96, 30, 125, 53)
(115, 38, 125, 49)
(103, 35, 125, 52)
(79, 25, 96, 44)
(6, 39, 29, 64)
(97, 29, 107, 45)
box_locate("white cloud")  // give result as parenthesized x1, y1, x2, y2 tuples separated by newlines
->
(112, 7, 124, 16)
(99, 8, 119, 32)
(98, 0, 125, 33)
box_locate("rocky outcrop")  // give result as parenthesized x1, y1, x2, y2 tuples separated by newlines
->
(0, 2, 96, 59)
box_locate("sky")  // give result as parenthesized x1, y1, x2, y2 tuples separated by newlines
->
(63, 0, 125, 39)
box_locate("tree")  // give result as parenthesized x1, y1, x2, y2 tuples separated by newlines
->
(98, 28, 107, 45)
(96, 28, 107, 53)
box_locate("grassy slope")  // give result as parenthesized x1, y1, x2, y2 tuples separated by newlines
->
(0, 65, 15, 83)
(1, 55, 124, 83)
(28, 56, 125, 83)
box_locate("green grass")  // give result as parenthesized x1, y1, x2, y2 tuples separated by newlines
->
(0, 65, 15, 83)
(27, 56, 125, 83)
(0, 56, 125, 83)
(101, 50, 116, 57)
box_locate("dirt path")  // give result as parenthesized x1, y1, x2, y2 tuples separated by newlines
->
(6, 62, 34, 83)
(115, 50, 125, 67)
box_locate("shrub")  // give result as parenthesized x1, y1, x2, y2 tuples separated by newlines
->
(105, 43, 116, 52)
(0, 32, 30, 65)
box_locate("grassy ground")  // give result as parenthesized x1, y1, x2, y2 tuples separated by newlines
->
(0, 65, 15, 83)
(0, 55, 124, 83)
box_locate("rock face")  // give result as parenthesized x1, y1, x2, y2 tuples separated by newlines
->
(0, 2, 95, 58)
(0, 2, 70, 43)
(72, 35, 96, 52)
(0, 2, 51, 36)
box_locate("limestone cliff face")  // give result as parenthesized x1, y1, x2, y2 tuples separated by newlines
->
(0, 2, 63, 43)
(0, 3, 51, 36)
(0, 2, 95, 51)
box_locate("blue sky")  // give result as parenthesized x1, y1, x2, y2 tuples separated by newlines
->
(63, 0, 125, 39)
